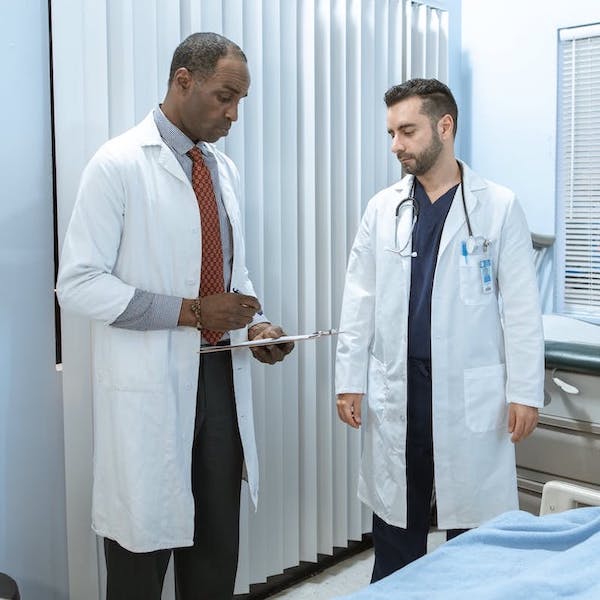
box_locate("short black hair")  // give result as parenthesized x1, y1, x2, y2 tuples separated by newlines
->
(168, 32, 247, 86)
(384, 78, 458, 137)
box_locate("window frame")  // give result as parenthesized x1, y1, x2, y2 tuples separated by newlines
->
(555, 22, 600, 323)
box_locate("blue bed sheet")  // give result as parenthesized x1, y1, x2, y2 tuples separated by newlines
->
(336, 507, 600, 599)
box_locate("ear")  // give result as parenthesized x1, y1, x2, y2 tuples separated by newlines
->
(438, 114, 454, 140)
(171, 67, 195, 93)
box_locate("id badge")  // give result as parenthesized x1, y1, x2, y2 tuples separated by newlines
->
(479, 258, 494, 294)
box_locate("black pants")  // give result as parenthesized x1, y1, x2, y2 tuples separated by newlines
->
(371, 358, 467, 583)
(104, 350, 244, 600)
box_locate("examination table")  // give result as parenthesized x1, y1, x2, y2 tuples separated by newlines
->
(337, 481, 600, 600)
(517, 314, 600, 514)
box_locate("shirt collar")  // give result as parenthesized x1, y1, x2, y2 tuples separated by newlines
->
(153, 106, 213, 159)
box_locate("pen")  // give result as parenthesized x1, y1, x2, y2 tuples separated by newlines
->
(232, 288, 263, 315)
(461, 241, 468, 265)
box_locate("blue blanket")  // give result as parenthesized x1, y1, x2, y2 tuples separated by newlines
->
(337, 507, 600, 599)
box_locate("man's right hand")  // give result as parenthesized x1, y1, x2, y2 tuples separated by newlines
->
(336, 393, 364, 429)
(179, 293, 261, 331)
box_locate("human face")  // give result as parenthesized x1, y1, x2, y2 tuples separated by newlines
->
(386, 97, 443, 176)
(177, 55, 250, 143)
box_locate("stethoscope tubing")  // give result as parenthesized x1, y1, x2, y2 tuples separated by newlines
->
(394, 161, 473, 246)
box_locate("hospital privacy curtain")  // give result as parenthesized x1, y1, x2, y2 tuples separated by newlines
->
(556, 23, 600, 320)
(51, 1, 449, 596)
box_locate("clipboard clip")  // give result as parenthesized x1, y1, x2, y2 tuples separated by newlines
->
(308, 328, 340, 338)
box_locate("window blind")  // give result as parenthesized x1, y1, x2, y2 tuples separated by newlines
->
(556, 24, 600, 319)
(51, 1, 450, 597)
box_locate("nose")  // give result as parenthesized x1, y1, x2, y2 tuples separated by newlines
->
(225, 101, 240, 123)
(391, 134, 404, 155)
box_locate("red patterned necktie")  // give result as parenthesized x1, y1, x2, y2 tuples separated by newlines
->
(187, 147, 224, 345)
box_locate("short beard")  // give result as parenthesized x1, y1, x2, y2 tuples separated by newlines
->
(398, 130, 443, 176)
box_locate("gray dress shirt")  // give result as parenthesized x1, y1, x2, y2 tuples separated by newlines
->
(112, 107, 267, 334)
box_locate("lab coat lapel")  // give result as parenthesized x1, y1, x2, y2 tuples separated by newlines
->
(215, 156, 243, 255)
(217, 162, 238, 226)
(157, 145, 189, 185)
(135, 111, 189, 186)
(438, 161, 484, 258)
(391, 176, 415, 250)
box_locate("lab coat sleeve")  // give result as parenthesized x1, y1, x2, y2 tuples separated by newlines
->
(496, 197, 545, 408)
(335, 201, 377, 395)
(238, 267, 269, 330)
(56, 149, 136, 324)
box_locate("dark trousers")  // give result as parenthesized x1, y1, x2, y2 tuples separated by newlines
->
(104, 350, 244, 600)
(371, 358, 467, 583)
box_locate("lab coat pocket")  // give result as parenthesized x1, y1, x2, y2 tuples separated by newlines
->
(97, 328, 168, 392)
(367, 354, 388, 423)
(464, 363, 507, 432)
(459, 263, 493, 306)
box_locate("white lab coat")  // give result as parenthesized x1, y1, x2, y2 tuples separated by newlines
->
(335, 161, 544, 530)
(57, 112, 260, 552)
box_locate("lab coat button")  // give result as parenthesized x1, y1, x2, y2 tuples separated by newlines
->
(399, 414, 406, 422)
(185, 278, 195, 286)
(184, 383, 192, 390)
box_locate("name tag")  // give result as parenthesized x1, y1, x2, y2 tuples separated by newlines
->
(479, 258, 494, 294)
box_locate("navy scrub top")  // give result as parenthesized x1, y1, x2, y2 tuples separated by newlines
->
(407, 179, 459, 360)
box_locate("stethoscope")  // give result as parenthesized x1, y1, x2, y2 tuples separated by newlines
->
(388, 162, 487, 257)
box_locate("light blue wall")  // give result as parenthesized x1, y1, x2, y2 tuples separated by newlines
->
(461, 0, 599, 236)
(0, 1, 68, 598)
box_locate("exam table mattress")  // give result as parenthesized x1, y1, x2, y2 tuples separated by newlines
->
(336, 506, 600, 600)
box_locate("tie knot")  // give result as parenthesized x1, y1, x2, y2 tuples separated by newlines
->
(187, 146, 203, 163)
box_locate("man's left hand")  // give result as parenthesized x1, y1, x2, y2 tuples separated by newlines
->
(248, 323, 294, 365)
(508, 403, 538, 443)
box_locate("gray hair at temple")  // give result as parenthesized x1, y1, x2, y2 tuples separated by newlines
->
(384, 78, 458, 137)
(168, 32, 247, 86)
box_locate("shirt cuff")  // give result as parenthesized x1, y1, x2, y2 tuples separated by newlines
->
(111, 289, 182, 330)
(250, 313, 270, 329)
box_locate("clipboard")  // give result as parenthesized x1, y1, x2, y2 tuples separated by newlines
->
(198, 328, 341, 354)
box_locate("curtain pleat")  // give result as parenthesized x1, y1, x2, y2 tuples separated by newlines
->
(52, 1, 449, 596)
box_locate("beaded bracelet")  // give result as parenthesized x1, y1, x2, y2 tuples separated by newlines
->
(190, 298, 203, 331)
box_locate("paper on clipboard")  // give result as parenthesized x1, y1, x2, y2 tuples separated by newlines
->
(198, 329, 341, 354)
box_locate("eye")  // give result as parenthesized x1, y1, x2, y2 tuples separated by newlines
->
(217, 94, 233, 103)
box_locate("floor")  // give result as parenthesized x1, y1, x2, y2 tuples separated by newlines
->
(268, 531, 446, 599)
(267, 549, 374, 599)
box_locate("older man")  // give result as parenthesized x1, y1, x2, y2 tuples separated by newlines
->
(57, 32, 293, 599)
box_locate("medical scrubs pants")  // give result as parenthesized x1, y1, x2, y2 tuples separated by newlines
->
(104, 348, 244, 600)
(371, 357, 467, 583)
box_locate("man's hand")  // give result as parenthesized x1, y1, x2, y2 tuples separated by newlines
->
(179, 293, 260, 331)
(336, 393, 364, 429)
(508, 403, 538, 443)
(248, 323, 294, 365)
